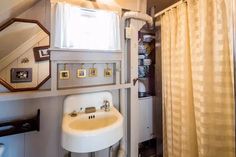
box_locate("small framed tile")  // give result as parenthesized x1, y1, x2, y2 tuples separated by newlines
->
(104, 68, 112, 78)
(77, 69, 87, 78)
(89, 68, 98, 77)
(59, 70, 70, 80)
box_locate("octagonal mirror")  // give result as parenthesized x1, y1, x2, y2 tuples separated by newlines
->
(0, 18, 50, 92)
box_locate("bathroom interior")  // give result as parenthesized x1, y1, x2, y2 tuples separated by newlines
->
(0, 0, 235, 157)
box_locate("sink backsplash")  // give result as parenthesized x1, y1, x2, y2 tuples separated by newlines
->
(63, 92, 113, 114)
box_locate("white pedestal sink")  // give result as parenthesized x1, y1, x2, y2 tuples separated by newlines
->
(61, 92, 123, 153)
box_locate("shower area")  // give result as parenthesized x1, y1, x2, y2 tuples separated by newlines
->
(140, 0, 236, 156)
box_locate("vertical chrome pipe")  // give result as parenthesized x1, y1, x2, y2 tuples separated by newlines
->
(91, 152, 95, 157)
(0, 144, 5, 157)
(109, 146, 113, 157)
(68, 151, 71, 157)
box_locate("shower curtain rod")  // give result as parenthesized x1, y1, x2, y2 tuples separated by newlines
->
(154, 0, 187, 18)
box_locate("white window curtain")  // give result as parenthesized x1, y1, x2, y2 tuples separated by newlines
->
(54, 2, 121, 51)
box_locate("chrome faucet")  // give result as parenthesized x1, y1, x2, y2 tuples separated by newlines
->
(101, 100, 110, 112)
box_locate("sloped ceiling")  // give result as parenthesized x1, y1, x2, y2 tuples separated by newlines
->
(147, 0, 179, 14)
(0, 22, 42, 59)
(0, 0, 39, 26)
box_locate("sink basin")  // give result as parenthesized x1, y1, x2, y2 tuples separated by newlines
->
(62, 107, 123, 153)
(69, 111, 119, 131)
(61, 92, 123, 153)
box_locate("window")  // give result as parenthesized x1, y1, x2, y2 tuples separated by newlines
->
(54, 2, 121, 51)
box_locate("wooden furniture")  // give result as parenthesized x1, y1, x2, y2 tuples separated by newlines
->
(0, 110, 40, 137)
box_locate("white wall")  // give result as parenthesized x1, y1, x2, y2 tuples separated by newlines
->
(0, 0, 40, 26)
(0, 0, 51, 92)
(0, 0, 136, 157)
(0, 92, 121, 157)
(0, 2, 60, 156)
(0, 96, 64, 157)
(51, 0, 147, 13)
(0, 1, 85, 157)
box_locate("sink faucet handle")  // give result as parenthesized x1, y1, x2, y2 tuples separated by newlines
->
(101, 100, 110, 112)
(104, 100, 110, 106)
(69, 110, 78, 117)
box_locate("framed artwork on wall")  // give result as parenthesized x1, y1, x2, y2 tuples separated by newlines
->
(33, 46, 50, 62)
(11, 68, 32, 83)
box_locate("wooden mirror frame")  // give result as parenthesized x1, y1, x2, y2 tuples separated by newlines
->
(0, 18, 50, 92)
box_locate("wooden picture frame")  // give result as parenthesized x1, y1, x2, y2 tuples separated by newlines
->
(33, 46, 50, 62)
(11, 68, 33, 83)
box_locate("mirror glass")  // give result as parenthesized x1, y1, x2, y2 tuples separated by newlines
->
(0, 18, 50, 92)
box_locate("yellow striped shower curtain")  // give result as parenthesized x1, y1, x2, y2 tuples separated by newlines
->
(161, 0, 235, 157)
